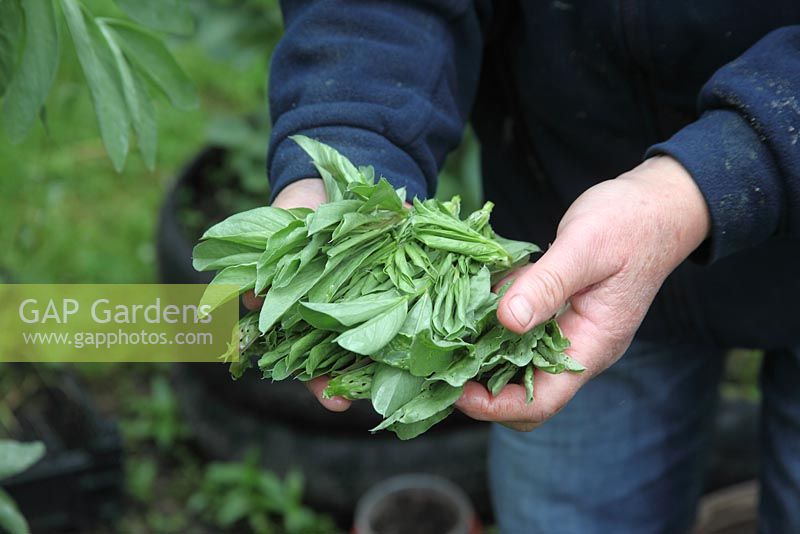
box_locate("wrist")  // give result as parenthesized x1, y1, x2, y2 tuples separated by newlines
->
(622, 155, 712, 260)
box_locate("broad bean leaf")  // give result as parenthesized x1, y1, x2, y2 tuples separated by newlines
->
(192, 239, 262, 271)
(307, 199, 363, 235)
(388, 407, 454, 440)
(1, 0, 59, 142)
(104, 20, 197, 110)
(300, 291, 402, 329)
(61, 0, 131, 171)
(202, 206, 299, 247)
(487, 362, 518, 396)
(0, 0, 23, 96)
(524, 364, 535, 403)
(400, 292, 432, 336)
(98, 19, 157, 169)
(371, 382, 463, 431)
(259, 257, 326, 332)
(200, 263, 256, 313)
(370, 364, 425, 416)
(335, 299, 408, 355)
(114, 0, 194, 36)
(408, 329, 465, 377)
(358, 178, 404, 213)
(291, 134, 365, 199)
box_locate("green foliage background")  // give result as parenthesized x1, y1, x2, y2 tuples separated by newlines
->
(0, 0, 277, 283)
(0, 0, 480, 286)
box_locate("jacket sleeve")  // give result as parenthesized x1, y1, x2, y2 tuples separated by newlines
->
(647, 26, 800, 262)
(267, 0, 486, 201)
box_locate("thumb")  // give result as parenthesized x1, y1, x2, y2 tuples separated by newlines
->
(497, 234, 614, 333)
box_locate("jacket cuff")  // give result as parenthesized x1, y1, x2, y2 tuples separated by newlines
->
(268, 126, 429, 203)
(646, 109, 782, 263)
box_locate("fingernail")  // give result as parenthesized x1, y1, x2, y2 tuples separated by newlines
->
(507, 294, 534, 328)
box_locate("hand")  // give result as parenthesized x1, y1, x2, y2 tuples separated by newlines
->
(455, 156, 712, 431)
(241, 178, 353, 412)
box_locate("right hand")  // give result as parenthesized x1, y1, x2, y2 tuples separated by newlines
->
(241, 178, 353, 412)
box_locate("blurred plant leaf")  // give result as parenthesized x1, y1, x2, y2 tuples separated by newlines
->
(98, 18, 157, 169)
(0, 440, 45, 480)
(0, 0, 59, 142)
(0, 0, 24, 96)
(114, 0, 194, 36)
(60, 0, 130, 171)
(0, 488, 29, 534)
(105, 20, 197, 110)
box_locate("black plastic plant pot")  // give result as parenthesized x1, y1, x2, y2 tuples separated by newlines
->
(354, 474, 480, 534)
(1, 366, 124, 532)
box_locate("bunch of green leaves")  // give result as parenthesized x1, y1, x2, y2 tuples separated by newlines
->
(189, 450, 337, 534)
(0, 0, 196, 171)
(195, 137, 583, 439)
(0, 440, 45, 534)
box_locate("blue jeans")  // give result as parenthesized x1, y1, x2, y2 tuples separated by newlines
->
(488, 340, 800, 534)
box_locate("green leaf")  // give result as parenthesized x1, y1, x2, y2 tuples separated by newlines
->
(307, 199, 362, 235)
(494, 234, 541, 264)
(389, 406, 453, 440)
(524, 363, 535, 403)
(291, 135, 364, 200)
(371, 382, 463, 431)
(0, 0, 23, 96)
(0, 488, 29, 534)
(487, 362, 517, 396)
(305, 334, 337, 376)
(104, 20, 197, 110)
(192, 239, 262, 271)
(1, 0, 59, 142)
(335, 299, 408, 356)
(199, 263, 256, 313)
(61, 0, 131, 171)
(300, 291, 403, 329)
(370, 364, 425, 416)
(306, 237, 388, 303)
(259, 257, 326, 332)
(408, 329, 464, 377)
(113, 0, 193, 36)
(202, 206, 299, 247)
(370, 333, 412, 370)
(430, 352, 483, 387)
(98, 19, 157, 169)
(0, 440, 45, 480)
(331, 211, 398, 240)
(400, 293, 432, 336)
(357, 178, 404, 213)
(467, 266, 494, 313)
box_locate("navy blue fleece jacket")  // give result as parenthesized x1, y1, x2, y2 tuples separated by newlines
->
(266, 1, 800, 345)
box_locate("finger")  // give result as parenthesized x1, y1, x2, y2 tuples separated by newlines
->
(306, 376, 352, 412)
(491, 263, 533, 294)
(242, 290, 263, 311)
(455, 373, 585, 426)
(497, 232, 616, 333)
(556, 294, 635, 376)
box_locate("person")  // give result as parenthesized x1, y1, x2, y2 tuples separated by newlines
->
(245, 2, 800, 532)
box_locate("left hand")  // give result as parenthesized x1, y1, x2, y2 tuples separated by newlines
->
(455, 156, 712, 431)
